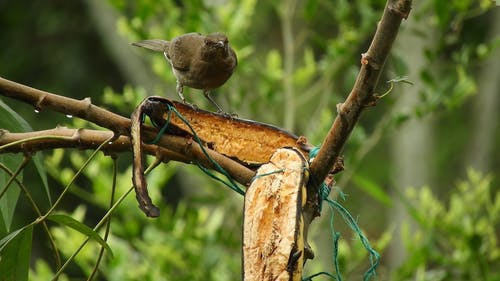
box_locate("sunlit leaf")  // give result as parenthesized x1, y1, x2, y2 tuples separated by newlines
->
(47, 214, 113, 257)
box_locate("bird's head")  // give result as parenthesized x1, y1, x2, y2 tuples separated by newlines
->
(205, 33, 230, 56)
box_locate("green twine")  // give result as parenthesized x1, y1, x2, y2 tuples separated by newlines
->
(195, 163, 244, 195)
(325, 198, 380, 281)
(147, 108, 172, 145)
(148, 104, 245, 195)
(302, 196, 343, 281)
(303, 272, 338, 281)
(252, 169, 285, 180)
(305, 147, 380, 281)
(309, 147, 328, 212)
(318, 182, 331, 212)
(330, 210, 342, 281)
(333, 186, 347, 201)
(309, 146, 320, 159)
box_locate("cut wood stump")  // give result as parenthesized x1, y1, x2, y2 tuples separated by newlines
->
(243, 148, 308, 281)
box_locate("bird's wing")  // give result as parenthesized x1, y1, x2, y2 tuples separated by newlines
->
(168, 33, 204, 72)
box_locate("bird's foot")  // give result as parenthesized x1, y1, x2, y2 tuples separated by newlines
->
(181, 101, 199, 111)
(216, 110, 238, 119)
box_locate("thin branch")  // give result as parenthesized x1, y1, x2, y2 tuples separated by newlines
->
(40, 136, 115, 220)
(86, 156, 117, 281)
(51, 186, 135, 281)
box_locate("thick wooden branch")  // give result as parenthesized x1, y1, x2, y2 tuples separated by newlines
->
(308, 0, 412, 193)
(0, 77, 130, 134)
(0, 76, 255, 185)
(301, 0, 412, 257)
(0, 127, 189, 163)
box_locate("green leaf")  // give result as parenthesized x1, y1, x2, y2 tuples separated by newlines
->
(31, 154, 51, 204)
(0, 100, 32, 133)
(0, 225, 32, 252)
(47, 214, 113, 257)
(352, 174, 392, 206)
(0, 225, 33, 281)
(0, 154, 22, 233)
(0, 100, 51, 205)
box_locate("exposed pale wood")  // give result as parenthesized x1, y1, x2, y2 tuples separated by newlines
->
(243, 148, 308, 281)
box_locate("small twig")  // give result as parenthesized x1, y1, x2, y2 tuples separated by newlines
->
(38, 136, 115, 223)
(51, 159, 158, 280)
(51, 185, 135, 281)
(0, 153, 31, 200)
(86, 156, 118, 281)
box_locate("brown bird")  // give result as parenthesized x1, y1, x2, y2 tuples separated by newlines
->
(132, 32, 237, 112)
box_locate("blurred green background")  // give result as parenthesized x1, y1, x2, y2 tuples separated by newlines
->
(1, 0, 499, 280)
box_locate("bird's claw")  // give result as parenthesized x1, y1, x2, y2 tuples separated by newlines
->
(217, 110, 238, 119)
(181, 101, 199, 111)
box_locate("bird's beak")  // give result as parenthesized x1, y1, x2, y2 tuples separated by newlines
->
(217, 40, 228, 54)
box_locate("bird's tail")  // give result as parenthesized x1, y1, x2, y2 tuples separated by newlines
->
(132, 39, 170, 52)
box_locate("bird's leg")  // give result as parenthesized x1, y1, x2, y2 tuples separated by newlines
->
(203, 90, 225, 113)
(176, 83, 199, 110)
(176, 83, 186, 103)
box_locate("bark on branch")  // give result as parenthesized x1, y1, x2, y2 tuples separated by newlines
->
(0, 76, 255, 185)
(302, 0, 412, 253)
(307, 0, 412, 199)
(0, 127, 189, 163)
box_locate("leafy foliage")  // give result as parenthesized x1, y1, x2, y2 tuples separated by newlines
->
(29, 202, 242, 281)
(394, 170, 500, 280)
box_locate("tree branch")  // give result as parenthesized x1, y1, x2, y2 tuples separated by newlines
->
(301, 0, 412, 255)
(308, 0, 412, 192)
(0, 77, 256, 185)
(0, 127, 188, 162)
